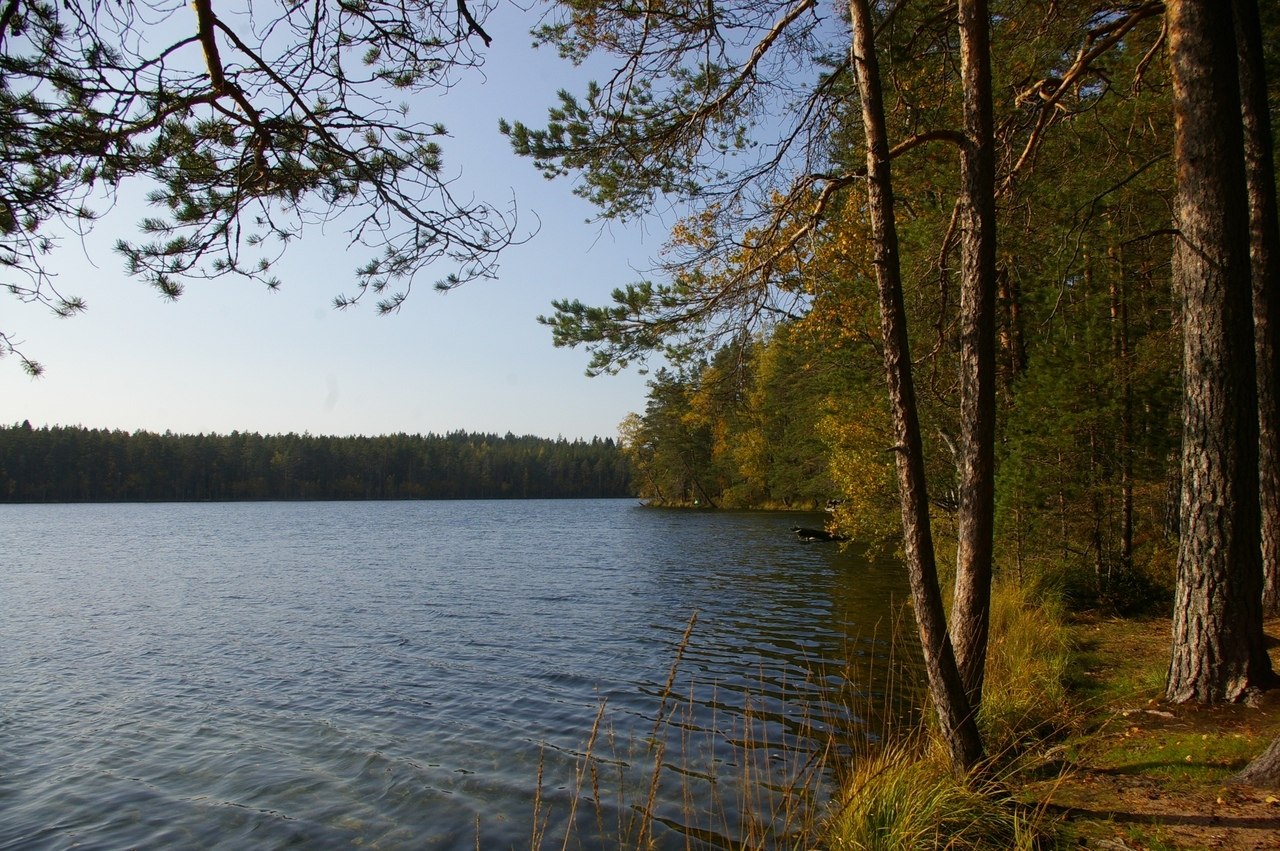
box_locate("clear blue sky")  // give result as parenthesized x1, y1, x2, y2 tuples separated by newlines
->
(1, 6, 660, 442)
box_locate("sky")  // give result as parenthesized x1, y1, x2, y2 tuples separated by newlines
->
(1, 5, 664, 442)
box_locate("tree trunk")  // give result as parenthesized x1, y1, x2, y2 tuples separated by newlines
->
(848, 0, 984, 771)
(1234, 733, 1280, 787)
(1165, 0, 1274, 704)
(1111, 249, 1135, 578)
(951, 0, 999, 712)
(1234, 0, 1280, 616)
(997, 267, 1027, 381)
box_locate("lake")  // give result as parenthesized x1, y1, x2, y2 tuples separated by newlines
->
(0, 499, 914, 849)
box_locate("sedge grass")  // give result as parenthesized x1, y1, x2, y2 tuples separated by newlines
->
(822, 736, 1047, 851)
(980, 581, 1075, 758)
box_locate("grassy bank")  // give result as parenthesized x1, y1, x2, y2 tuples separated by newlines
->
(1023, 614, 1280, 850)
(821, 582, 1075, 850)
(535, 586, 1280, 849)
(820, 590, 1280, 850)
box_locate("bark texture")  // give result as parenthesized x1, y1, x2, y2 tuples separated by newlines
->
(1234, 733, 1280, 787)
(848, 0, 984, 770)
(1234, 0, 1280, 615)
(951, 0, 999, 710)
(1165, 0, 1273, 704)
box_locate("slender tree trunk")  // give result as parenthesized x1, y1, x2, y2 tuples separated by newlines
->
(951, 0, 999, 711)
(848, 0, 984, 771)
(1234, 0, 1280, 615)
(997, 267, 1027, 380)
(1165, 0, 1274, 703)
(1111, 250, 1135, 578)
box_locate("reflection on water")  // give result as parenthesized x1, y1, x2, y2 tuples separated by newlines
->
(0, 500, 915, 849)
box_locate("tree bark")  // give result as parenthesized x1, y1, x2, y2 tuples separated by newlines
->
(951, 0, 999, 711)
(1234, 732, 1280, 787)
(1165, 0, 1274, 704)
(1233, 0, 1280, 616)
(848, 0, 984, 771)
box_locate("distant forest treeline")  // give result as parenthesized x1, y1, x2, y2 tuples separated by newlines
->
(0, 423, 633, 502)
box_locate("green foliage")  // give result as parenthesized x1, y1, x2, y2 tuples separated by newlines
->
(619, 365, 722, 505)
(821, 394, 902, 551)
(538, 280, 679, 376)
(519, 0, 1186, 621)
(500, 82, 705, 219)
(2, 1, 516, 370)
(0, 424, 631, 502)
(503, 0, 811, 223)
(991, 36, 1181, 605)
(619, 322, 868, 509)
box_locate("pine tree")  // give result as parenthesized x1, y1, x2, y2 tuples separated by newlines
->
(1164, 0, 1275, 704)
(1, 1, 514, 374)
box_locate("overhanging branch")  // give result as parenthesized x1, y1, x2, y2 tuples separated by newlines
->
(457, 0, 492, 47)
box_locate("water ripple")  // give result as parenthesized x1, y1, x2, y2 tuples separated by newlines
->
(0, 500, 912, 850)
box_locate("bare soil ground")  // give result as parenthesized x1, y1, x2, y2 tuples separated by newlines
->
(1028, 617, 1280, 850)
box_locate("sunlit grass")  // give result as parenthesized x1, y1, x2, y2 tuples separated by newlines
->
(822, 736, 1053, 850)
(1091, 728, 1263, 783)
(1064, 615, 1169, 707)
(980, 581, 1075, 757)
(819, 582, 1072, 850)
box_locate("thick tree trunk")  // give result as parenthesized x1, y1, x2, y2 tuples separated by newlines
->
(1234, 733, 1280, 787)
(848, 0, 984, 771)
(1234, 0, 1280, 615)
(1165, 0, 1274, 704)
(951, 0, 999, 711)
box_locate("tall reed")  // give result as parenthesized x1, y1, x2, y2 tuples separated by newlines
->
(532, 582, 1070, 849)
(530, 609, 854, 849)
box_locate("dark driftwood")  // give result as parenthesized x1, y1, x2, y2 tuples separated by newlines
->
(790, 526, 847, 543)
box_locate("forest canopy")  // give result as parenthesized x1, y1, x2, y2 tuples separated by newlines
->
(0, 423, 631, 502)
(510, 0, 1280, 768)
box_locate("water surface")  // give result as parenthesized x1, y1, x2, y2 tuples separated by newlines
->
(0, 500, 911, 849)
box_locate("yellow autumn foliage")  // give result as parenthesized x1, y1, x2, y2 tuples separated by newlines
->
(820, 398, 901, 550)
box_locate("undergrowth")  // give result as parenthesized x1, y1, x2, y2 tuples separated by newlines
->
(820, 581, 1073, 850)
(981, 581, 1075, 756)
(823, 737, 1049, 850)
